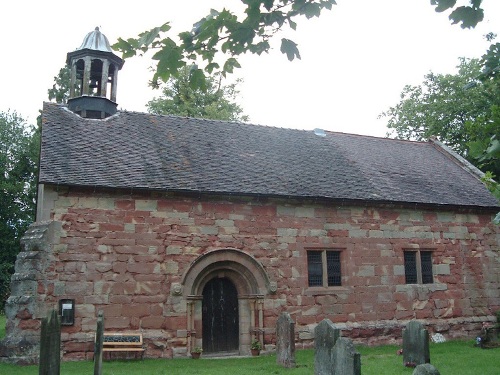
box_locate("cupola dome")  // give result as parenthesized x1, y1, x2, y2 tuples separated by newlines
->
(78, 27, 113, 53)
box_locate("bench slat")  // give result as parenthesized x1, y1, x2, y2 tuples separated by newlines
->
(103, 342, 143, 346)
(98, 332, 145, 360)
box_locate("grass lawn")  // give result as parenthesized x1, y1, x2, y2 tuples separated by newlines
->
(0, 339, 498, 374)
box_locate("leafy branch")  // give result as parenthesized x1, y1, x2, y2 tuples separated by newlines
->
(112, 0, 336, 88)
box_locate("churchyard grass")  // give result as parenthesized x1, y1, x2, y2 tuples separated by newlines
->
(0, 340, 498, 374)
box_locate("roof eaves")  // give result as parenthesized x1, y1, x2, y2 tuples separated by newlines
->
(40, 182, 499, 212)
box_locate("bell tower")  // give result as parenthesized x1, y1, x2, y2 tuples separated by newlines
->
(66, 27, 124, 119)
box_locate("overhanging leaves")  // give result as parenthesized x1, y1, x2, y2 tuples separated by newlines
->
(431, 0, 457, 13)
(430, 0, 485, 29)
(189, 67, 208, 91)
(280, 38, 301, 61)
(449, 6, 484, 28)
(114, 1, 336, 89)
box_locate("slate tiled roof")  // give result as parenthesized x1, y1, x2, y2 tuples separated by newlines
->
(40, 102, 498, 209)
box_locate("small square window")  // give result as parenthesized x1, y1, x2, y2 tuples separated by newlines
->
(307, 250, 342, 287)
(404, 250, 433, 284)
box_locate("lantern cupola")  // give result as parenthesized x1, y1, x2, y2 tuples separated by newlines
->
(66, 27, 124, 119)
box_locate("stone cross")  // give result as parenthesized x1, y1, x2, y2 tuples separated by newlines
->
(276, 312, 296, 368)
(314, 318, 341, 375)
(94, 310, 105, 375)
(39, 309, 61, 375)
(331, 338, 361, 375)
(403, 320, 430, 367)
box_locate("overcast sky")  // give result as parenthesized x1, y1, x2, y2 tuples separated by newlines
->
(1, 1, 499, 137)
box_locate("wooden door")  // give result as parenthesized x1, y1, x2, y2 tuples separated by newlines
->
(202, 277, 239, 353)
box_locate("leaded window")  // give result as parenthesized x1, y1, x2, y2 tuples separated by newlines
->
(307, 250, 342, 287)
(404, 250, 433, 284)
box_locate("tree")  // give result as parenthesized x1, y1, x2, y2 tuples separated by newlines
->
(379, 57, 500, 179)
(147, 66, 248, 122)
(48, 66, 71, 104)
(0, 111, 39, 308)
(469, 108, 500, 223)
(112, 0, 490, 88)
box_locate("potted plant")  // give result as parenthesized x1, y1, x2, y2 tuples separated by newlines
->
(191, 347, 203, 359)
(250, 339, 262, 356)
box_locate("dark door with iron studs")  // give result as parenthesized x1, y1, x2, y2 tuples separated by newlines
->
(202, 277, 239, 353)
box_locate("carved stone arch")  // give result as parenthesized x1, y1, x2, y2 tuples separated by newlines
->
(181, 248, 274, 298)
(181, 248, 274, 355)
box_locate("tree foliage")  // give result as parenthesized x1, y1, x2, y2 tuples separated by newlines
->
(380, 57, 500, 178)
(430, 0, 484, 29)
(48, 66, 71, 104)
(113, 0, 337, 88)
(0, 111, 39, 308)
(112, 0, 494, 88)
(147, 66, 248, 122)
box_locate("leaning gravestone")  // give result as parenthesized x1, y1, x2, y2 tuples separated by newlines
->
(413, 363, 441, 375)
(403, 321, 430, 367)
(314, 319, 341, 375)
(276, 312, 296, 368)
(331, 338, 361, 375)
(39, 309, 61, 375)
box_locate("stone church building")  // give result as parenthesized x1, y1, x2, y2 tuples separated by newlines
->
(1, 28, 499, 363)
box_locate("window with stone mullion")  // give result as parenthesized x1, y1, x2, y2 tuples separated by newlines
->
(307, 250, 342, 287)
(404, 250, 433, 284)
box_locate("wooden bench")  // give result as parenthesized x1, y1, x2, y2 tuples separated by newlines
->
(100, 332, 145, 360)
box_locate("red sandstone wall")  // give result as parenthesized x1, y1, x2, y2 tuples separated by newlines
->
(22, 186, 500, 359)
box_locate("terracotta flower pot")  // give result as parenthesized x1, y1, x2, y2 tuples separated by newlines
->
(191, 352, 201, 359)
(251, 348, 260, 356)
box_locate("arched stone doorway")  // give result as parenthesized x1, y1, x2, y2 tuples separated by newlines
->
(181, 248, 276, 355)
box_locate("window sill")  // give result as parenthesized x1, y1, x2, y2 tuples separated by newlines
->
(304, 286, 350, 296)
(395, 283, 448, 292)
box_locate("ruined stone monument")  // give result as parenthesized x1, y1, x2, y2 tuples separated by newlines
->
(403, 320, 430, 367)
(314, 318, 341, 375)
(276, 312, 295, 368)
(0, 222, 60, 365)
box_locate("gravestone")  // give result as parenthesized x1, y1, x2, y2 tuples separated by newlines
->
(413, 363, 441, 375)
(314, 319, 341, 375)
(39, 309, 61, 375)
(94, 311, 104, 375)
(403, 321, 430, 367)
(331, 338, 361, 375)
(276, 312, 296, 368)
